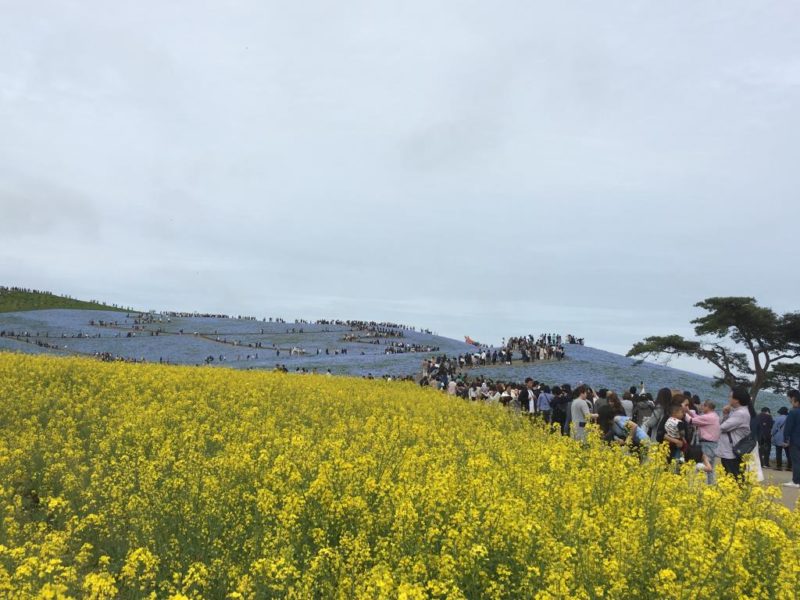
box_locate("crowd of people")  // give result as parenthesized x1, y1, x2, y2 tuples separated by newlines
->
(420, 342, 568, 379)
(1, 329, 103, 339)
(343, 330, 406, 340)
(503, 333, 568, 362)
(95, 352, 150, 363)
(158, 311, 261, 320)
(423, 370, 800, 487)
(384, 342, 440, 354)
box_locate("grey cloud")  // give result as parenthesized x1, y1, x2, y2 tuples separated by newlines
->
(0, 172, 100, 237)
(0, 0, 799, 374)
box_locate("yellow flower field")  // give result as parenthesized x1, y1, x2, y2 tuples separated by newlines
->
(0, 353, 797, 599)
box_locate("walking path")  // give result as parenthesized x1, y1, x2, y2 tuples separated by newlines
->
(761, 467, 798, 510)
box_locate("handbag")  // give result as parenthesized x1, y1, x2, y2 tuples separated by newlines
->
(727, 431, 757, 458)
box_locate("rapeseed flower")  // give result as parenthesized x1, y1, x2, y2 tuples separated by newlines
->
(0, 353, 797, 598)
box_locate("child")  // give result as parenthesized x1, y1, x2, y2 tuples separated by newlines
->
(664, 404, 685, 463)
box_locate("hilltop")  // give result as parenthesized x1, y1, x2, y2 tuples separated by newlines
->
(0, 287, 130, 313)
(0, 303, 786, 409)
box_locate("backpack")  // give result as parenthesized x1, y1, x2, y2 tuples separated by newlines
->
(632, 400, 654, 426)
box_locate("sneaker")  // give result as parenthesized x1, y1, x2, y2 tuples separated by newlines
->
(781, 482, 800, 488)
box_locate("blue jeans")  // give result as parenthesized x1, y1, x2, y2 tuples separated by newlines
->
(700, 441, 718, 484)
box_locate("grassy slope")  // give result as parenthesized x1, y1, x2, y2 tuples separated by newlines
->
(0, 288, 130, 313)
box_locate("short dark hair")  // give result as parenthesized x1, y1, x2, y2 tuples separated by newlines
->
(788, 389, 800, 403)
(731, 385, 751, 406)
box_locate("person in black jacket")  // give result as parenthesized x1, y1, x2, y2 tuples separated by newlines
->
(757, 407, 774, 467)
(519, 378, 535, 413)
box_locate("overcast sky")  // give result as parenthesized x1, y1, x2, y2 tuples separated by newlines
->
(2, 1, 799, 375)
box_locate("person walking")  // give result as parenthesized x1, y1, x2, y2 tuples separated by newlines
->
(781, 389, 800, 489)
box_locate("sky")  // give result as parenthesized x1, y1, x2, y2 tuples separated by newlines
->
(2, 1, 799, 376)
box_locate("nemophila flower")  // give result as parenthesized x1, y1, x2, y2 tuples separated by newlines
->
(0, 353, 798, 598)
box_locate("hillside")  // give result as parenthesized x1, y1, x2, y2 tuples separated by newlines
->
(0, 306, 786, 409)
(0, 287, 129, 313)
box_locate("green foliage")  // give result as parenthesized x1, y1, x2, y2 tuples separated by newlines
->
(0, 287, 129, 314)
(628, 297, 800, 400)
(767, 363, 800, 393)
(693, 297, 777, 341)
(627, 335, 702, 359)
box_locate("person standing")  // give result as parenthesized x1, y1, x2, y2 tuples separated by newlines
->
(553, 385, 571, 435)
(646, 388, 673, 442)
(632, 393, 655, 427)
(781, 390, 800, 489)
(447, 379, 458, 396)
(686, 400, 721, 484)
(593, 389, 609, 413)
(570, 385, 596, 441)
(519, 378, 535, 413)
(663, 404, 686, 465)
(717, 386, 752, 479)
(772, 407, 792, 471)
(537, 385, 554, 423)
(757, 407, 774, 468)
(621, 392, 634, 417)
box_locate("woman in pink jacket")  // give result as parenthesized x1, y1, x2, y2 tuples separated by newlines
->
(686, 400, 721, 484)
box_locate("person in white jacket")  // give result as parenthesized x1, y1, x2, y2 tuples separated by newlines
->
(716, 386, 752, 479)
